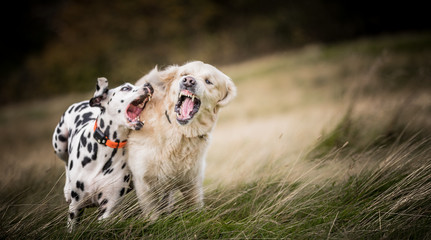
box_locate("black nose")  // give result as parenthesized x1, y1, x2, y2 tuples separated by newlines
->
(143, 83, 154, 94)
(182, 76, 196, 87)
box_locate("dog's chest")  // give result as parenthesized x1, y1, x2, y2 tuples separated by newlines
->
(147, 136, 208, 179)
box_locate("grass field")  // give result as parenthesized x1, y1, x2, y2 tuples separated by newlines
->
(1, 32, 431, 239)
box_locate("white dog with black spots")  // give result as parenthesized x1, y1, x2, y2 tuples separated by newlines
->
(52, 77, 153, 231)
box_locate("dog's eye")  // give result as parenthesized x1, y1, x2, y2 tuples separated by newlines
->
(121, 86, 132, 91)
(205, 79, 213, 85)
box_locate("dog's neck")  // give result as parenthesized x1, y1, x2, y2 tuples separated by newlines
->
(95, 112, 129, 143)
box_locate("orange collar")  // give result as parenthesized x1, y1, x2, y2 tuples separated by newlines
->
(93, 120, 127, 149)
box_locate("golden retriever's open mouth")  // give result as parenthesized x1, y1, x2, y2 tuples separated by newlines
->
(175, 89, 201, 125)
(126, 93, 151, 127)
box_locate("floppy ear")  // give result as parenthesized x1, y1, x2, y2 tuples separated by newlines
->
(89, 77, 109, 107)
(217, 78, 237, 107)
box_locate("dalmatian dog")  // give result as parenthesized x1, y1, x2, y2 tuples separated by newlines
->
(52, 77, 153, 231)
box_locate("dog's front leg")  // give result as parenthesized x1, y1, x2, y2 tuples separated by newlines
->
(134, 179, 163, 221)
(159, 191, 174, 214)
(97, 189, 123, 220)
(67, 204, 84, 232)
(180, 180, 204, 210)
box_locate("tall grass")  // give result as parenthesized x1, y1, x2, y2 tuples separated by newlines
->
(2, 137, 430, 239)
(1, 33, 431, 239)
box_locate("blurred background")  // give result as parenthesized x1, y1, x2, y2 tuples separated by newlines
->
(1, 0, 430, 104)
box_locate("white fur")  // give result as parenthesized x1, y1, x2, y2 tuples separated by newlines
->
(52, 78, 153, 231)
(128, 61, 236, 220)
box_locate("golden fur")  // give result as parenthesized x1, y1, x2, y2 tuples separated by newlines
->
(128, 61, 236, 219)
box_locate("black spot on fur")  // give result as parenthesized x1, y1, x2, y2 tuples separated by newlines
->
(102, 148, 117, 174)
(76, 144, 81, 159)
(81, 112, 93, 125)
(68, 106, 75, 114)
(124, 174, 130, 182)
(118, 109, 121, 113)
(87, 132, 91, 138)
(100, 118, 105, 129)
(59, 135, 67, 142)
(71, 190, 80, 201)
(87, 142, 92, 153)
(74, 115, 80, 124)
(121, 100, 124, 103)
(122, 148, 126, 156)
(98, 192, 103, 199)
(111, 148, 118, 158)
(69, 160, 73, 170)
(96, 84, 100, 91)
(56, 127, 61, 134)
(76, 120, 83, 128)
(69, 212, 75, 220)
(74, 102, 88, 112)
(121, 163, 126, 169)
(113, 131, 117, 139)
(76, 181, 85, 191)
(109, 120, 112, 125)
(102, 159, 112, 172)
(82, 156, 91, 167)
(119, 188, 125, 197)
(80, 134, 87, 147)
(59, 113, 65, 126)
(104, 126, 110, 138)
(98, 208, 106, 217)
(100, 199, 108, 206)
(54, 143, 57, 149)
(127, 181, 134, 193)
(92, 143, 98, 160)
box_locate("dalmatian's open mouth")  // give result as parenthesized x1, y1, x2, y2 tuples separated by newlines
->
(175, 89, 201, 125)
(126, 94, 151, 126)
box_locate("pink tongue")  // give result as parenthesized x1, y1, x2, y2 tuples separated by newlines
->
(127, 105, 142, 120)
(180, 98, 194, 119)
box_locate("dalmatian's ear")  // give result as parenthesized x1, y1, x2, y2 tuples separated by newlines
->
(89, 77, 109, 107)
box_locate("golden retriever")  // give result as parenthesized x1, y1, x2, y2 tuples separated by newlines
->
(128, 61, 236, 219)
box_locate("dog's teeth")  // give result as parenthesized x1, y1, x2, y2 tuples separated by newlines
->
(192, 95, 195, 102)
